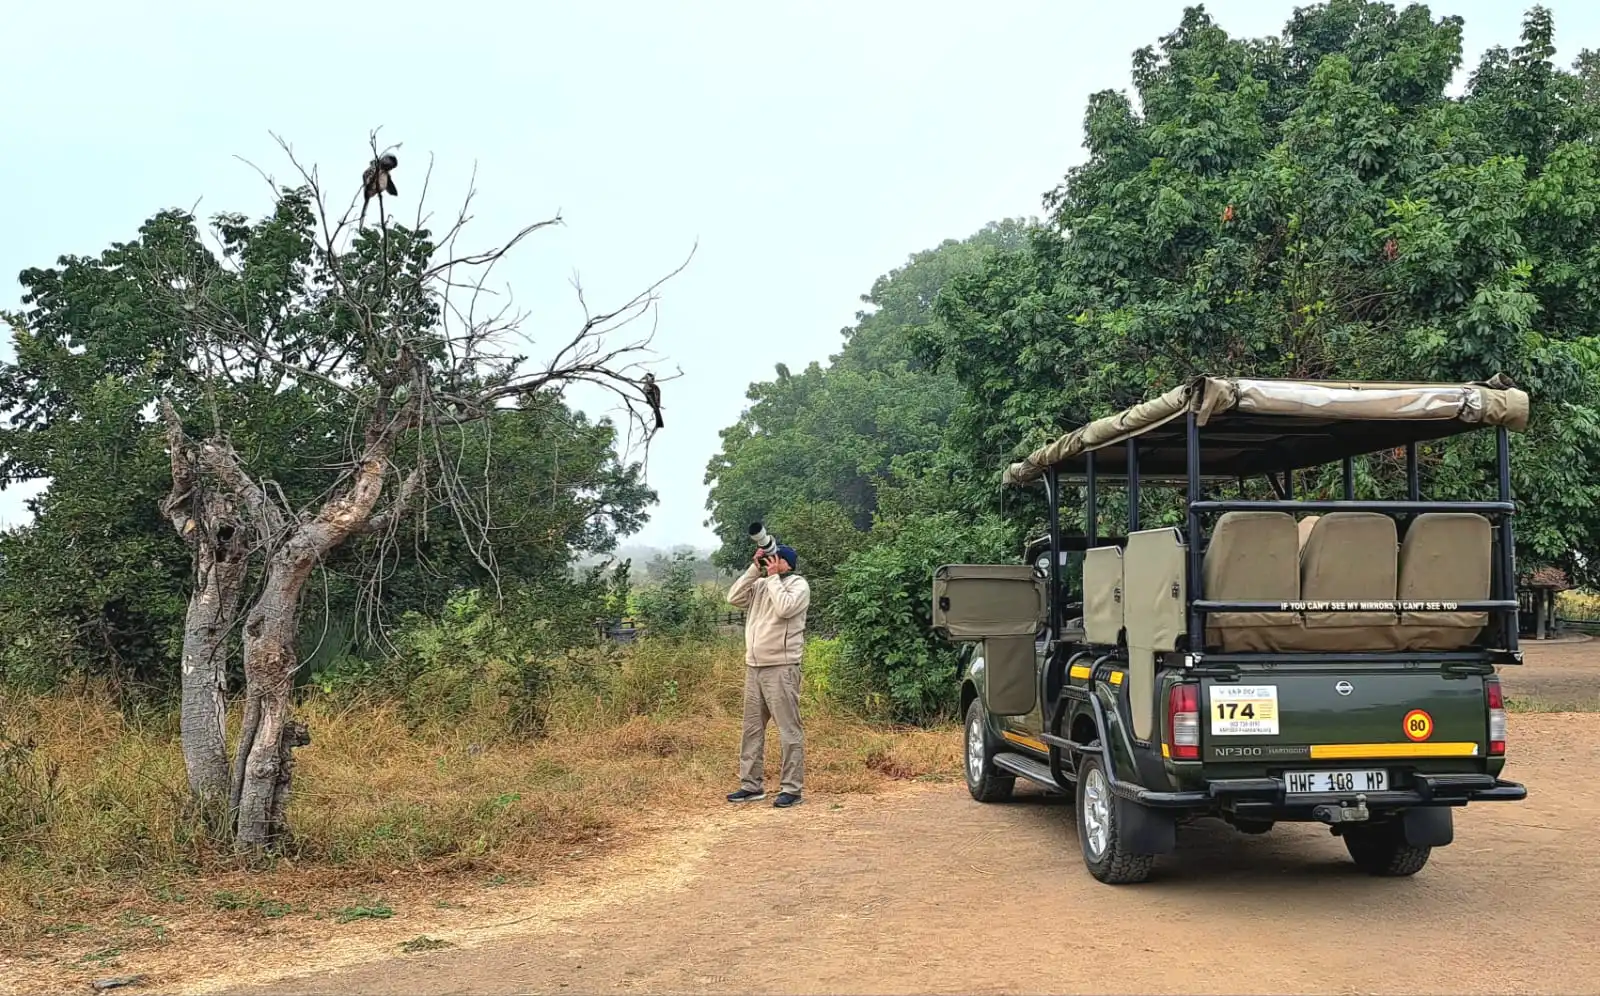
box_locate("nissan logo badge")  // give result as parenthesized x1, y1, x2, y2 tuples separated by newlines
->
(1335, 680, 1353, 696)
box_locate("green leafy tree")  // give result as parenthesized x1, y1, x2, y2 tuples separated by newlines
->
(926, 1, 1600, 581)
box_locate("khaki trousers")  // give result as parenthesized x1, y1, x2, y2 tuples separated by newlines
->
(739, 663, 804, 795)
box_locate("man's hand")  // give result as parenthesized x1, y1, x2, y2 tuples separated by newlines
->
(764, 555, 791, 577)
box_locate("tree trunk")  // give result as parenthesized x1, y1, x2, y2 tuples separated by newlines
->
(179, 554, 246, 813)
(229, 453, 403, 852)
(233, 550, 318, 851)
(161, 402, 252, 818)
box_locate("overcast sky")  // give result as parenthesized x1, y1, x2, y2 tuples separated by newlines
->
(2, 0, 1594, 549)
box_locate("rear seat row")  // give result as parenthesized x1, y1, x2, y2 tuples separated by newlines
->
(1203, 511, 1493, 653)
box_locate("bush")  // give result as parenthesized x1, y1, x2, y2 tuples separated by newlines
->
(633, 552, 723, 638)
(833, 512, 1018, 724)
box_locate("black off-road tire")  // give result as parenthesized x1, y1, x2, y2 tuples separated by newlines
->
(963, 697, 1015, 803)
(1343, 822, 1432, 876)
(1075, 753, 1155, 884)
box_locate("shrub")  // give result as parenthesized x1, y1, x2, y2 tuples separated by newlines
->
(833, 512, 1017, 724)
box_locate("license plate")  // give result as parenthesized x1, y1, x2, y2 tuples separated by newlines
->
(1283, 769, 1387, 794)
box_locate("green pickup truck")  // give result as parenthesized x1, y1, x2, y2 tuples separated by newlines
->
(936, 375, 1528, 884)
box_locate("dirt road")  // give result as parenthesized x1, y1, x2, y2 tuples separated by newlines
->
(236, 709, 1600, 996)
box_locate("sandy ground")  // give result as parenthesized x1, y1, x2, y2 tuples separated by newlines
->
(1499, 634, 1600, 709)
(11, 641, 1597, 996)
(229, 722, 1597, 993)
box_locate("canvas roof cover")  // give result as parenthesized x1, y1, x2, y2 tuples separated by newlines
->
(1002, 374, 1530, 486)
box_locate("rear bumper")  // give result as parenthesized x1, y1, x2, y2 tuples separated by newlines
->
(1116, 774, 1527, 811)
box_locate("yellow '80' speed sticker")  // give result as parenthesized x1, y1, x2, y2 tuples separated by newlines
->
(1403, 709, 1433, 742)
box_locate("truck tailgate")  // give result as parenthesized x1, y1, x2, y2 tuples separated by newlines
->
(1200, 668, 1489, 775)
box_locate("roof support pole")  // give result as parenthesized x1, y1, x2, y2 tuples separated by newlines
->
(1046, 467, 1063, 642)
(1497, 426, 1520, 653)
(1342, 456, 1355, 500)
(1127, 438, 1141, 533)
(1186, 410, 1204, 653)
(1406, 443, 1420, 501)
(1085, 452, 1098, 548)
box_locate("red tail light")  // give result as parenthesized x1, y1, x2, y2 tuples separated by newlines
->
(1168, 683, 1200, 760)
(1487, 679, 1506, 756)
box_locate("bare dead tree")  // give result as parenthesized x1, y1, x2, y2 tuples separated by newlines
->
(153, 133, 688, 851)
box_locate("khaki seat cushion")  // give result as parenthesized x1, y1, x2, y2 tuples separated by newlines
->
(1399, 512, 1492, 651)
(1203, 511, 1299, 652)
(1288, 511, 1400, 651)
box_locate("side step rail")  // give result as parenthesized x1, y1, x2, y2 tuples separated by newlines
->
(993, 752, 1068, 794)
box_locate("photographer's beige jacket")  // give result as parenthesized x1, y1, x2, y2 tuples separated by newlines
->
(727, 566, 810, 667)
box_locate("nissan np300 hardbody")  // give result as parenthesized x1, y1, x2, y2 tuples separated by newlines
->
(935, 375, 1529, 884)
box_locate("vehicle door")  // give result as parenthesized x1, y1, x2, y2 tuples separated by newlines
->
(932, 564, 1045, 716)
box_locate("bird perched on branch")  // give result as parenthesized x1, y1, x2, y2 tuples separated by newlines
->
(642, 373, 664, 430)
(360, 153, 399, 224)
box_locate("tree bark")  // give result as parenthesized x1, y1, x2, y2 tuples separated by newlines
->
(162, 405, 250, 816)
(231, 452, 406, 851)
(178, 555, 246, 810)
(233, 553, 316, 850)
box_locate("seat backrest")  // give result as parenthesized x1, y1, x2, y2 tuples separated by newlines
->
(1202, 511, 1299, 651)
(1297, 515, 1320, 553)
(1083, 546, 1124, 646)
(1297, 511, 1399, 649)
(1398, 512, 1492, 650)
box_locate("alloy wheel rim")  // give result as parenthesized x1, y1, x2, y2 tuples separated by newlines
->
(1083, 768, 1111, 858)
(966, 711, 985, 783)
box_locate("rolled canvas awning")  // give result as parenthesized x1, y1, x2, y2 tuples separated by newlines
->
(1002, 374, 1530, 486)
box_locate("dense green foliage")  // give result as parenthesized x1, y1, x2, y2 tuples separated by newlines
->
(707, 1, 1600, 723)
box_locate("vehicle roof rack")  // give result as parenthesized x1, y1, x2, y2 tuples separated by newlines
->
(1003, 374, 1529, 485)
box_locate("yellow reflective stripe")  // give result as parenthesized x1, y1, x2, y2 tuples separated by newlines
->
(1161, 742, 1171, 758)
(1109, 671, 1124, 685)
(1002, 731, 1048, 752)
(1309, 742, 1479, 760)
(1069, 665, 1092, 680)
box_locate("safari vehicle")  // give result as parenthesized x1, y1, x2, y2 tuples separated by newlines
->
(934, 375, 1530, 884)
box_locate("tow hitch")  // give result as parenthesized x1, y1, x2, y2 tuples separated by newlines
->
(1313, 793, 1370, 825)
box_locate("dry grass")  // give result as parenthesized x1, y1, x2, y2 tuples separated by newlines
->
(0, 636, 959, 979)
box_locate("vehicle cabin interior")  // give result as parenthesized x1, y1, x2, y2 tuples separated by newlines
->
(1001, 377, 1531, 662)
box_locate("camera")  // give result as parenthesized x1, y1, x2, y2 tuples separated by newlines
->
(749, 521, 779, 559)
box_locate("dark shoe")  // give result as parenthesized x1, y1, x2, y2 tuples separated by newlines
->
(727, 788, 766, 803)
(773, 792, 802, 808)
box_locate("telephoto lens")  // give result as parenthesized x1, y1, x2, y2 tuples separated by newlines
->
(749, 521, 779, 558)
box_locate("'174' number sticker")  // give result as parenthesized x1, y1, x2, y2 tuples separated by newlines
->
(1210, 685, 1280, 736)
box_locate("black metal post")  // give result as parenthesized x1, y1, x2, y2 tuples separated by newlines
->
(1342, 456, 1355, 500)
(1046, 467, 1063, 641)
(1284, 469, 1295, 499)
(1085, 452, 1098, 548)
(1498, 427, 1520, 652)
(1406, 443, 1420, 501)
(1127, 439, 1141, 532)
(1186, 411, 1203, 653)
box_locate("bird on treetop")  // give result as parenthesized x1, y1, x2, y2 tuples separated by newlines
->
(361, 153, 399, 224)
(642, 373, 664, 431)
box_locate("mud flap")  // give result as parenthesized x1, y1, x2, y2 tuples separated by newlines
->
(1402, 806, 1454, 848)
(1116, 796, 1177, 855)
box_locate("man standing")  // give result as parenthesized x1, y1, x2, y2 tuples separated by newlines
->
(725, 543, 810, 808)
